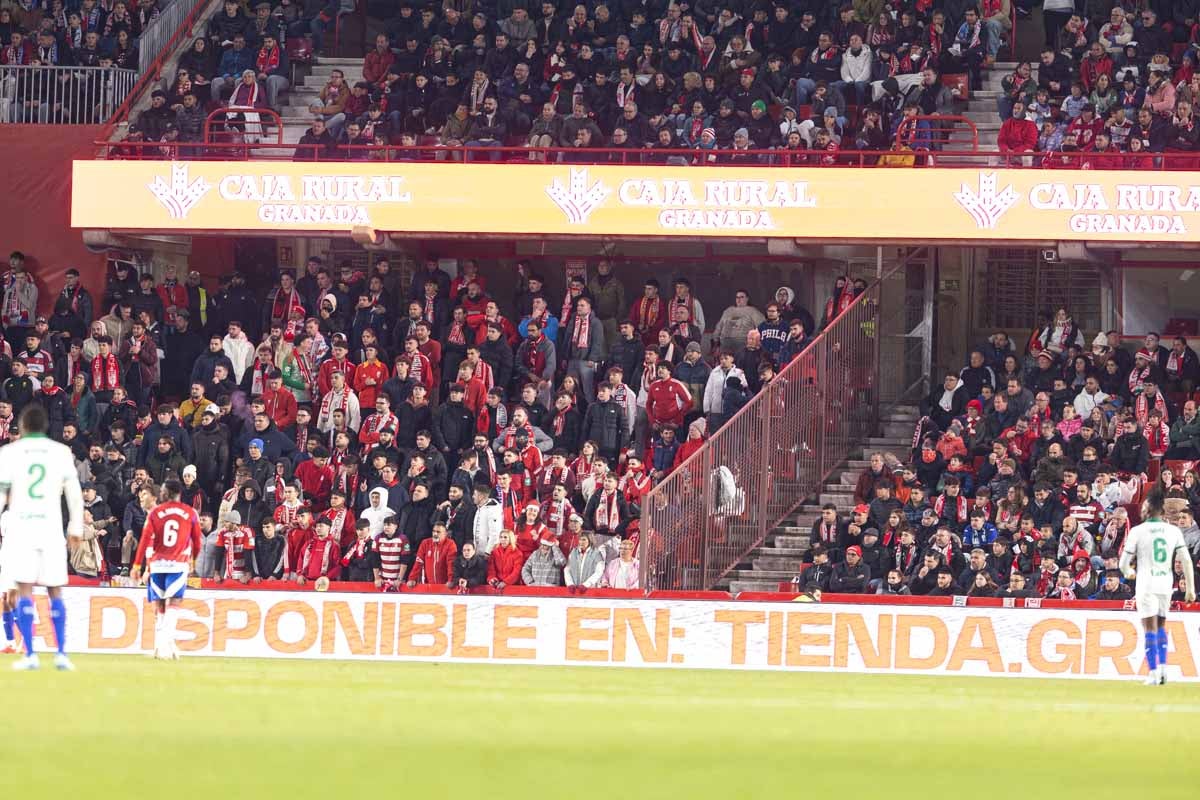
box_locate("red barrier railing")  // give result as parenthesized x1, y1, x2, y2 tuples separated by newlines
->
(89, 139, 1200, 170)
(639, 262, 902, 592)
(65, 575, 1200, 612)
(99, 0, 212, 138)
(896, 114, 978, 150)
(202, 106, 285, 145)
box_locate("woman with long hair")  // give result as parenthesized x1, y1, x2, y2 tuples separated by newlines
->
(69, 373, 98, 435)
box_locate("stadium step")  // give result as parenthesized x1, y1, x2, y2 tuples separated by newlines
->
(729, 579, 787, 593)
(715, 406, 918, 590)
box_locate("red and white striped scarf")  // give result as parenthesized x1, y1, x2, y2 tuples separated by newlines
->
(594, 489, 620, 530)
(91, 352, 120, 392)
(320, 384, 351, 421)
(571, 313, 591, 350)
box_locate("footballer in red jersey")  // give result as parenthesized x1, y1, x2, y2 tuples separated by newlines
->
(131, 480, 203, 660)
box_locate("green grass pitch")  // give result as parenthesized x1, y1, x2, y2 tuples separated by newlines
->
(1, 655, 1198, 798)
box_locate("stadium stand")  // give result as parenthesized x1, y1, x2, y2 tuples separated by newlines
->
(0, 0, 1176, 165)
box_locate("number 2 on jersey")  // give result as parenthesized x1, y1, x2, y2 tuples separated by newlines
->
(26, 464, 45, 499)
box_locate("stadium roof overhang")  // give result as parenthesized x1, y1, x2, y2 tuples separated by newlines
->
(72, 160, 1200, 251)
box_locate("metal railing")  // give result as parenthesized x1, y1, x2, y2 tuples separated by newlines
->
(0, 65, 137, 124)
(203, 106, 285, 143)
(102, 0, 211, 137)
(640, 263, 904, 592)
(137, 0, 205, 79)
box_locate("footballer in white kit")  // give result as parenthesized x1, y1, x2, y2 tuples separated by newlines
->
(1120, 488, 1196, 685)
(0, 405, 84, 671)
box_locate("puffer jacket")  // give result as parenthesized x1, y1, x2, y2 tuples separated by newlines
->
(582, 399, 624, 453)
(713, 304, 766, 349)
(192, 421, 231, 496)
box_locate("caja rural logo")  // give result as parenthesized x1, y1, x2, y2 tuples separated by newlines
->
(148, 162, 212, 219)
(954, 171, 1018, 230)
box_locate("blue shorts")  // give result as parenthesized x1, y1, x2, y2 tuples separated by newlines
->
(147, 572, 188, 602)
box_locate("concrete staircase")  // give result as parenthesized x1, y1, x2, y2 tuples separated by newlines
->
(726, 404, 919, 594)
(950, 60, 1040, 152)
(279, 56, 366, 142)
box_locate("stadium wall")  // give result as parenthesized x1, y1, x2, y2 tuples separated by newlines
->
(1, 126, 108, 310)
(49, 588, 1200, 681)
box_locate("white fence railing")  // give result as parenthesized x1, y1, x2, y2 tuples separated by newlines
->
(0, 65, 138, 124)
(137, 0, 206, 80)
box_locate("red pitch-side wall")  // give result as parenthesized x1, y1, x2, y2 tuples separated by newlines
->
(0, 126, 108, 312)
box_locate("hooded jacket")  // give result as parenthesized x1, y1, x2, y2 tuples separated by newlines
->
(361, 487, 392, 536)
(232, 479, 268, 532)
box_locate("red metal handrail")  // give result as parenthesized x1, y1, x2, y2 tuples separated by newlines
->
(639, 262, 906, 592)
(89, 139, 1200, 171)
(100, 0, 212, 139)
(202, 106, 285, 144)
(896, 114, 979, 150)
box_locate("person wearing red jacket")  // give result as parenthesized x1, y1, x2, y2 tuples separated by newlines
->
(353, 344, 389, 410)
(362, 33, 395, 87)
(1066, 104, 1104, 150)
(645, 363, 693, 429)
(295, 517, 342, 584)
(999, 418, 1037, 465)
(454, 364, 488, 415)
(996, 100, 1038, 165)
(295, 446, 335, 511)
(399, 336, 434, 392)
(156, 265, 189, 328)
(415, 322, 442, 399)
(317, 337, 357, 398)
(487, 529, 526, 588)
(513, 502, 547, 558)
(283, 509, 315, 580)
(407, 523, 457, 586)
(261, 373, 298, 431)
(673, 417, 708, 469)
(629, 278, 668, 346)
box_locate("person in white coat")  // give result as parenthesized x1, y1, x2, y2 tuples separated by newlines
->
(471, 483, 503, 555)
(564, 531, 606, 588)
(222, 321, 255, 385)
(703, 351, 747, 423)
(834, 33, 873, 105)
(316, 370, 361, 432)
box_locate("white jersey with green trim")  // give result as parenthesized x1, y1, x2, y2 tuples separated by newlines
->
(1123, 518, 1187, 596)
(0, 434, 84, 541)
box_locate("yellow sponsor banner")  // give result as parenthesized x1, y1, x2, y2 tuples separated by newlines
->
(72, 159, 1200, 242)
(58, 588, 1200, 679)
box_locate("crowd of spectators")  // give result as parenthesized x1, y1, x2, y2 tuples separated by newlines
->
(0, 0, 160, 122)
(996, 6, 1200, 165)
(0, 250, 827, 591)
(113, 0, 1021, 158)
(796, 306, 1200, 601)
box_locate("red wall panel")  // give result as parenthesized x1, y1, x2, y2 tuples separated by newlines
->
(0, 126, 108, 313)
